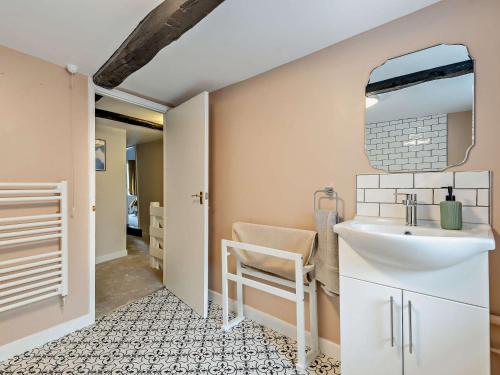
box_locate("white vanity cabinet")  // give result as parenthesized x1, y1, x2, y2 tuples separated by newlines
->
(402, 290, 489, 375)
(334, 216, 494, 375)
(340, 277, 402, 375)
(340, 275, 490, 375)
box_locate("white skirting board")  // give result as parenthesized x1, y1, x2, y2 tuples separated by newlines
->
(0, 313, 94, 362)
(95, 249, 128, 264)
(208, 289, 340, 360)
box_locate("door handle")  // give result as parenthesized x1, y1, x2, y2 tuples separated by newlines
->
(191, 192, 203, 205)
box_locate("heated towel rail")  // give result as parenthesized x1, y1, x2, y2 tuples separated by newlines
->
(0, 182, 68, 313)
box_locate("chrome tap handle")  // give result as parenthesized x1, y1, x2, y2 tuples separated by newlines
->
(395, 193, 418, 226)
(396, 193, 417, 205)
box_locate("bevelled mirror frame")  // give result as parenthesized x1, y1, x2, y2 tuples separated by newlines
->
(364, 44, 475, 173)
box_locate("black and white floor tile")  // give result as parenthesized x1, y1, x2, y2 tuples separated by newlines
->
(0, 288, 341, 374)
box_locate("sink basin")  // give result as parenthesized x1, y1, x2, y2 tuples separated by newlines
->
(334, 216, 495, 270)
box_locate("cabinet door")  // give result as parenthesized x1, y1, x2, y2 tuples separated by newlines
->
(340, 276, 403, 375)
(403, 291, 490, 375)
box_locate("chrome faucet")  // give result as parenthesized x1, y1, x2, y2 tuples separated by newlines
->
(397, 193, 418, 226)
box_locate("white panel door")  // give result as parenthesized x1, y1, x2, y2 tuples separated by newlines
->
(340, 276, 403, 375)
(164, 91, 209, 318)
(403, 291, 490, 375)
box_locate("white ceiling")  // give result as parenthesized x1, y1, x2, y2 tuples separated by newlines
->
(96, 118, 163, 148)
(369, 44, 471, 83)
(96, 97, 163, 124)
(0, 1, 162, 76)
(0, 0, 441, 105)
(121, 0, 442, 105)
(96, 97, 163, 147)
(366, 44, 473, 123)
(366, 74, 473, 123)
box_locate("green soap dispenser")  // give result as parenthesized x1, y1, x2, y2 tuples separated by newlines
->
(440, 186, 462, 230)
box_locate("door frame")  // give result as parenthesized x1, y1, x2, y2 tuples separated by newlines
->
(87, 80, 169, 322)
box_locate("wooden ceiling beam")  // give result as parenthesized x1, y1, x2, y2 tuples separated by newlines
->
(93, 0, 225, 89)
(95, 109, 163, 131)
(366, 60, 474, 96)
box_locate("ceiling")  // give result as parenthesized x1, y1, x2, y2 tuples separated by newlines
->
(366, 44, 473, 123)
(96, 97, 163, 147)
(369, 44, 471, 83)
(366, 74, 473, 123)
(0, 0, 441, 105)
(96, 97, 163, 124)
(0, 1, 162, 76)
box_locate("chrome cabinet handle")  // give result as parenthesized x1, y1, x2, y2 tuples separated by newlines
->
(408, 300, 413, 354)
(390, 296, 394, 347)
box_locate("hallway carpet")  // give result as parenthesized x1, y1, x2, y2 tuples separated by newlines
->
(96, 235, 163, 317)
(0, 288, 341, 374)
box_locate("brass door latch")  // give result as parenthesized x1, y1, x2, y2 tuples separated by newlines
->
(191, 192, 203, 205)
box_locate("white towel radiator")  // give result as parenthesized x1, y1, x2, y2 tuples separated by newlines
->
(0, 182, 68, 313)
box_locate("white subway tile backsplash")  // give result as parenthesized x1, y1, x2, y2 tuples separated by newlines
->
(418, 205, 441, 221)
(396, 189, 433, 204)
(414, 172, 453, 188)
(423, 156, 439, 163)
(355, 171, 490, 224)
(380, 204, 406, 218)
(432, 161, 447, 169)
(367, 114, 447, 172)
(380, 173, 413, 188)
(357, 203, 379, 217)
(455, 171, 490, 188)
(433, 189, 477, 206)
(417, 150, 431, 157)
(416, 163, 431, 170)
(462, 206, 490, 224)
(389, 164, 402, 172)
(356, 189, 365, 202)
(477, 189, 489, 207)
(365, 189, 396, 203)
(357, 174, 379, 188)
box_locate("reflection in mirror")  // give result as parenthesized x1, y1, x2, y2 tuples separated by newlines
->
(365, 44, 474, 172)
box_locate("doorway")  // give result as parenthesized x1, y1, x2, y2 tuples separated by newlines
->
(89, 88, 210, 320)
(93, 94, 165, 317)
(126, 146, 140, 234)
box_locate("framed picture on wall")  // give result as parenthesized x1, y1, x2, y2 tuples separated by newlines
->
(95, 139, 106, 171)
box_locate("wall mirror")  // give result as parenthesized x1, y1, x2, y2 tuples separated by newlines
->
(365, 44, 474, 172)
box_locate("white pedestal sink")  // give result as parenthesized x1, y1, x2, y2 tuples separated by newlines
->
(334, 216, 495, 270)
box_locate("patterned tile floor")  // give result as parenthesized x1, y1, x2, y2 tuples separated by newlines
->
(0, 288, 341, 374)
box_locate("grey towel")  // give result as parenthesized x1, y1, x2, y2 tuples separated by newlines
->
(312, 209, 339, 295)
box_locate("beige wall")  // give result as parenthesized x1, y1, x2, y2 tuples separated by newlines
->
(209, 0, 500, 370)
(0, 45, 89, 345)
(448, 110, 473, 166)
(136, 139, 164, 235)
(2, 0, 499, 369)
(95, 124, 127, 260)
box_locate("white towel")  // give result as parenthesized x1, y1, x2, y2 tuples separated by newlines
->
(312, 209, 339, 295)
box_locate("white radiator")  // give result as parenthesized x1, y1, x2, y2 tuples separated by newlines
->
(0, 182, 68, 313)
